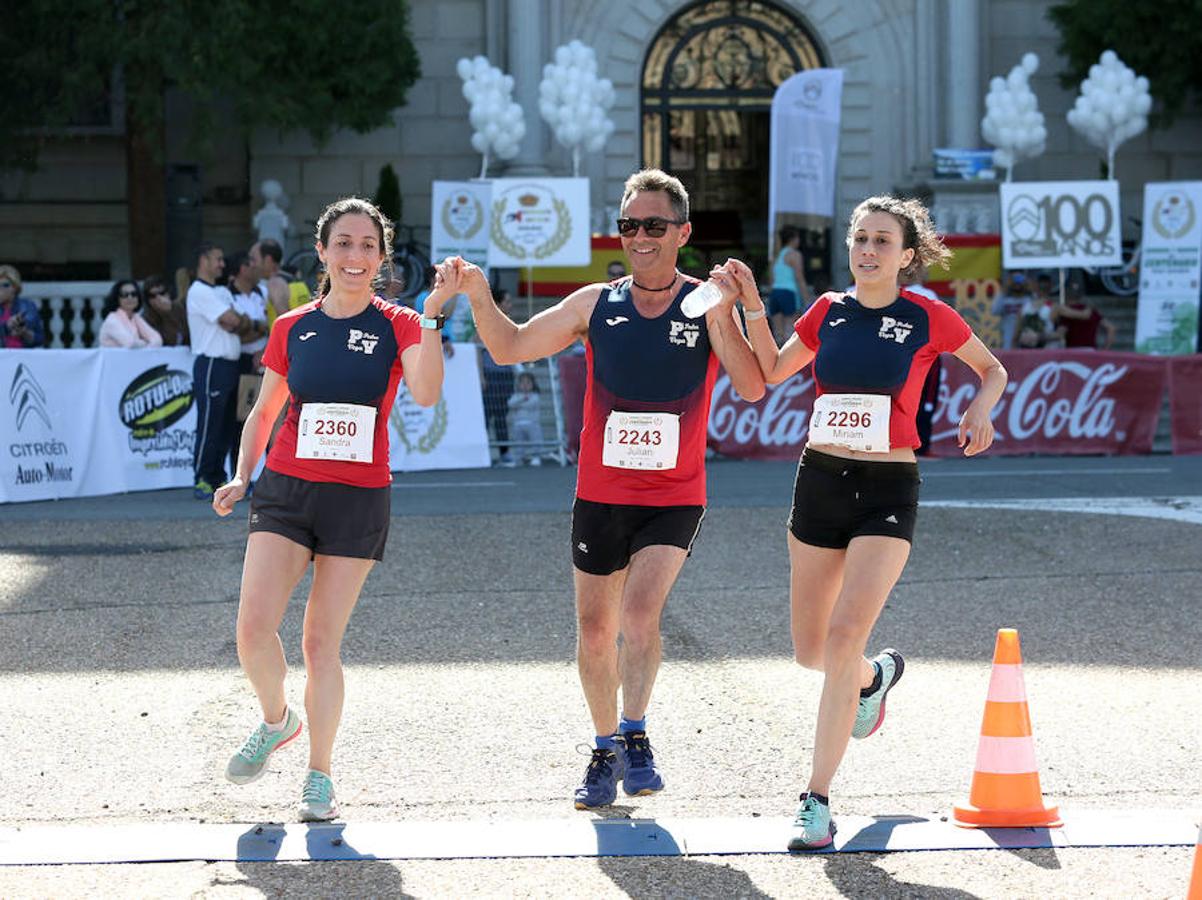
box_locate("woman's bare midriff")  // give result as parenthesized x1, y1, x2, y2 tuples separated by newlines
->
(806, 442, 918, 464)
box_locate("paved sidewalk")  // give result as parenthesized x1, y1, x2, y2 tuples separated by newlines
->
(1, 459, 1200, 897)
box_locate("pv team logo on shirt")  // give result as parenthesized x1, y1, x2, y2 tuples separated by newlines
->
(347, 329, 380, 355)
(668, 320, 701, 348)
(877, 316, 913, 344)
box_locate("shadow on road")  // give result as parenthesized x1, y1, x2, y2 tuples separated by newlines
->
(2, 507, 1200, 673)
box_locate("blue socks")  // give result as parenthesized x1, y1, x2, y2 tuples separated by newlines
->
(620, 715, 646, 734)
(595, 715, 647, 749)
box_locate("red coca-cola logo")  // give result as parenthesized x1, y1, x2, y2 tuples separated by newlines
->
(934, 360, 1127, 444)
(708, 372, 815, 452)
(705, 350, 1163, 459)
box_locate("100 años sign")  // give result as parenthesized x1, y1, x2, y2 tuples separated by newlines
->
(1000, 180, 1122, 270)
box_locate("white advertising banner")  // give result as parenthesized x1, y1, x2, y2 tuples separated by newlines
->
(1000, 180, 1122, 269)
(1, 350, 103, 503)
(0, 349, 196, 503)
(768, 68, 843, 226)
(488, 177, 590, 268)
(387, 342, 491, 472)
(2, 347, 493, 504)
(1134, 181, 1202, 355)
(93, 349, 198, 492)
(430, 180, 492, 269)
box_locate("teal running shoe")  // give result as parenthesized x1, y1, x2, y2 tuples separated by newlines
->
(788, 792, 836, 851)
(299, 769, 339, 822)
(852, 649, 905, 740)
(225, 708, 302, 785)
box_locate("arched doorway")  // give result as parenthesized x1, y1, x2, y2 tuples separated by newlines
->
(641, 0, 829, 288)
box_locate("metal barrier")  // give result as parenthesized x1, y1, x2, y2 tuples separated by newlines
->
(21, 282, 111, 349)
(18, 285, 575, 465)
(479, 355, 567, 466)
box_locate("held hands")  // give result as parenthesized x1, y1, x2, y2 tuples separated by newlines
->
(435, 256, 490, 304)
(958, 404, 996, 456)
(720, 258, 766, 315)
(423, 259, 462, 316)
(212, 477, 246, 517)
(705, 265, 740, 312)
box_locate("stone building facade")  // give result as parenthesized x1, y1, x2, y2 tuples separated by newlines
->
(2, 0, 1199, 283)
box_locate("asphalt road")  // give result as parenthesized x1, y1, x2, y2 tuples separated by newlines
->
(1, 455, 1200, 898)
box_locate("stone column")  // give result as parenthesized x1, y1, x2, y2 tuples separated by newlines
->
(506, 0, 549, 175)
(946, 0, 981, 149)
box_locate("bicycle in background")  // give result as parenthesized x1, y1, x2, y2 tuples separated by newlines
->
(1082, 216, 1141, 296)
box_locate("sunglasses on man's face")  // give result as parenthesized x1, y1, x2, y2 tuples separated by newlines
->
(616, 216, 686, 238)
(149, 289, 168, 297)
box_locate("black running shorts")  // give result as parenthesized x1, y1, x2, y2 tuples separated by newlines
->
(788, 447, 920, 548)
(248, 468, 390, 561)
(571, 498, 706, 576)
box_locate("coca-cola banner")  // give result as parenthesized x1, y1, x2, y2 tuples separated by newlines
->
(557, 352, 587, 459)
(1168, 356, 1202, 455)
(929, 350, 1167, 457)
(561, 349, 1171, 462)
(708, 371, 815, 459)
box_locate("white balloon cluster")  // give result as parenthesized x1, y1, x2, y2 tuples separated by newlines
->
(981, 53, 1047, 181)
(538, 40, 616, 176)
(1066, 50, 1151, 179)
(457, 55, 526, 178)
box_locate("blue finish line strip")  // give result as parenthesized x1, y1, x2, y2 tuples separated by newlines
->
(1, 810, 1197, 865)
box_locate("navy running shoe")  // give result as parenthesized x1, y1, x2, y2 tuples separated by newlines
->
(573, 747, 625, 810)
(619, 731, 664, 796)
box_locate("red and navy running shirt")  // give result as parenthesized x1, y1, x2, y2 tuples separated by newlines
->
(261, 297, 422, 487)
(796, 289, 972, 450)
(577, 278, 718, 507)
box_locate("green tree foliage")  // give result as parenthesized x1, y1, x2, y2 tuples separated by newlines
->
(0, 0, 422, 170)
(374, 164, 403, 227)
(1048, 0, 1202, 127)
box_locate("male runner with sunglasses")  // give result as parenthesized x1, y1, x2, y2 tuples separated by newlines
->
(451, 168, 766, 809)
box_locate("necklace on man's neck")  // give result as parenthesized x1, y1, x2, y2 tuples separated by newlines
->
(632, 272, 678, 293)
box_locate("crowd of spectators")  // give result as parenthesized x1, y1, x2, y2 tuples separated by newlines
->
(992, 270, 1114, 350)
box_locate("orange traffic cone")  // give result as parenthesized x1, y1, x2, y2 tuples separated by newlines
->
(1188, 823, 1202, 899)
(953, 628, 1061, 828)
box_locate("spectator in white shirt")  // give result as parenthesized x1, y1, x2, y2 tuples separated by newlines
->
(98, 280, 163, 348)
(187, 242, 248, 499)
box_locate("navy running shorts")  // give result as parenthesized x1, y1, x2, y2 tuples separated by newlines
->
(767, 288, 801, 316)
(248, 468, 390, 561)
(788, 447, 920, 548)
(571, 497, 705, 575)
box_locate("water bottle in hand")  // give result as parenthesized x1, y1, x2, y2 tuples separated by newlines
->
(681, 281, 723, 319)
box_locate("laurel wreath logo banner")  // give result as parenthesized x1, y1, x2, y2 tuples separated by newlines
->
(442, 196, 484, 241)
(1152, 194, 1196, 241)
(392, 396, 449, 454)
(491, 196, 572, 261)
(534, 199, 571, 259)
(491, 200, 526, 259)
